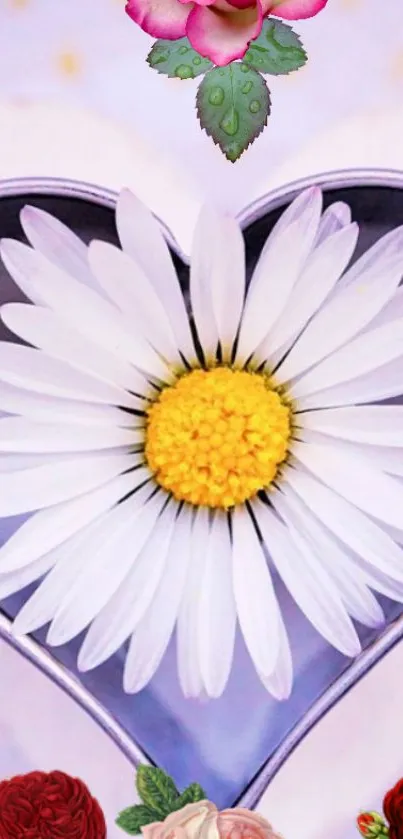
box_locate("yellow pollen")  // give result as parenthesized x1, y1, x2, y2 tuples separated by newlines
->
(145, 367, 291, 509)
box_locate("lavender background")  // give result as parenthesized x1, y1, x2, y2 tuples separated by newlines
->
(0, 0, 402, 833)
(0, 0, 402, 228)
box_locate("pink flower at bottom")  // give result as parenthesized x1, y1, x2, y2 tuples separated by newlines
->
(126, 0, 328, 66)
(218, 807, 283, 839)
(141, 801, 283, 839)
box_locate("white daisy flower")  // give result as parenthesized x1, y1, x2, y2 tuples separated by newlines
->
(1, 186, 403, 700)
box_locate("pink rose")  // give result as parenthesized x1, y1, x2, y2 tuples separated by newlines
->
(126, 0, 328, 66)
(217, 808, 283, 839)
(142, 802, 282, 839)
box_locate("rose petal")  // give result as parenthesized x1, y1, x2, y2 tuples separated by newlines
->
(218, 809, 280, 839)
(225, 0, 256, 9)
(182, 0, 213, 7)
(269, 0, 328, 19)
(186, 0, 262, 65)
(142, 822, 165, 839)
(126, 0, 190, 38)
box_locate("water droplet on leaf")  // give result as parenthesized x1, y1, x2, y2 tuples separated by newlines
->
(193, 56, 202, 65)
(241, 81, 253, 94)
(249, 99, 261, 113)
(240, 63, 250, 73)
(179, 45, 190, 55)
(208, 86, 225, 105)
(225, 140, 242, 162)
(153, 53, 169, 65)
(220, 106, 239, 136)
(175, 64, 194, 79)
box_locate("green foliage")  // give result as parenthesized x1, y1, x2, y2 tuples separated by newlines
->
(243, 19, 307, 75)
(196, 62, 270, 162)
(117, 766, 208, 835)
(171, 783, 207, 810)
(116, 805, 159, 836)
(136, 766, 179, 818)
(147, 38, 212, 79)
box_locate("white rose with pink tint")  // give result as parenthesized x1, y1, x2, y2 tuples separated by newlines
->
(126, 0, 328, 66)
(142, 802, 282, 839)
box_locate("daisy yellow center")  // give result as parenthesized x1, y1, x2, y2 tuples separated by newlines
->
(145, 367, 291, 509)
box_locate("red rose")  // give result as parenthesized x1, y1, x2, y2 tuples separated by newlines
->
(0, 770, 106, 838)
(384, 779, 403, 839)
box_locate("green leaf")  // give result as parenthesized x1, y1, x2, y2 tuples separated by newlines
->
(196, 62, 270, 162)
(243, 19, 307, 75)
(171, 783, 207, 810)
(116, 804, 159, 836)
(136, 766, 180, 818)
(147, 38, 213, 79)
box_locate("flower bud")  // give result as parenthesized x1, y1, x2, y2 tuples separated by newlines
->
(357, 812, 389, 837)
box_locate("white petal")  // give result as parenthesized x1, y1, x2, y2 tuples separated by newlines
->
(0, 469, 149, 573)
(77, 500, 178, 671)
(298, 405, 403, 446)
(0, 452, 140, 516)
(343, 441, 403, 477)
(20, 205, 95, 289)
(0, 381, 136, 427)
(253, 498, 361, 656)
(210, 215, 245, 361)
(0, 237, 44, 306)
(258, 222, 358, 363)
(306, 429, 403, 480)
(278, 238, 403, 383)
(282, 525, 362, 654)
(231, 506, 281, 681)
(334, 226, 403, 295)
(1, 302, 148, 398)
(116, 189, 195, 360)
(296, 356, 403, 410)
(258, 611, 293, 701)
(0, 343, 139, 409)
(47, 490, 164, 646)
(0, 239, 168, 381)
(314, 202, 352, 247)
(0, 453, 53, 472)
(250, 188, 321, 290)
(364, 446, 403, 478)
(0, 416, 142, 453)
(88, 241, 181, 362)
(177, 506, 207, 698)
(283, 467, 403, 582)
(198, 512, 236, 698)
(368, 286, 403, 331)
(293, 439, 403, 531)
(0, 553, 57, 601)
(189, 207, 220, 361)
(236, 190, 322, 363)
(0, 450, 133, 471)
(289, 320, 403, 400)
(272, 487, 384, 628)
(341, 548, 403, 603)
(122, 507, 192, 693)
(297, 428, 403, 479)
(12, 513, 115, 635)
